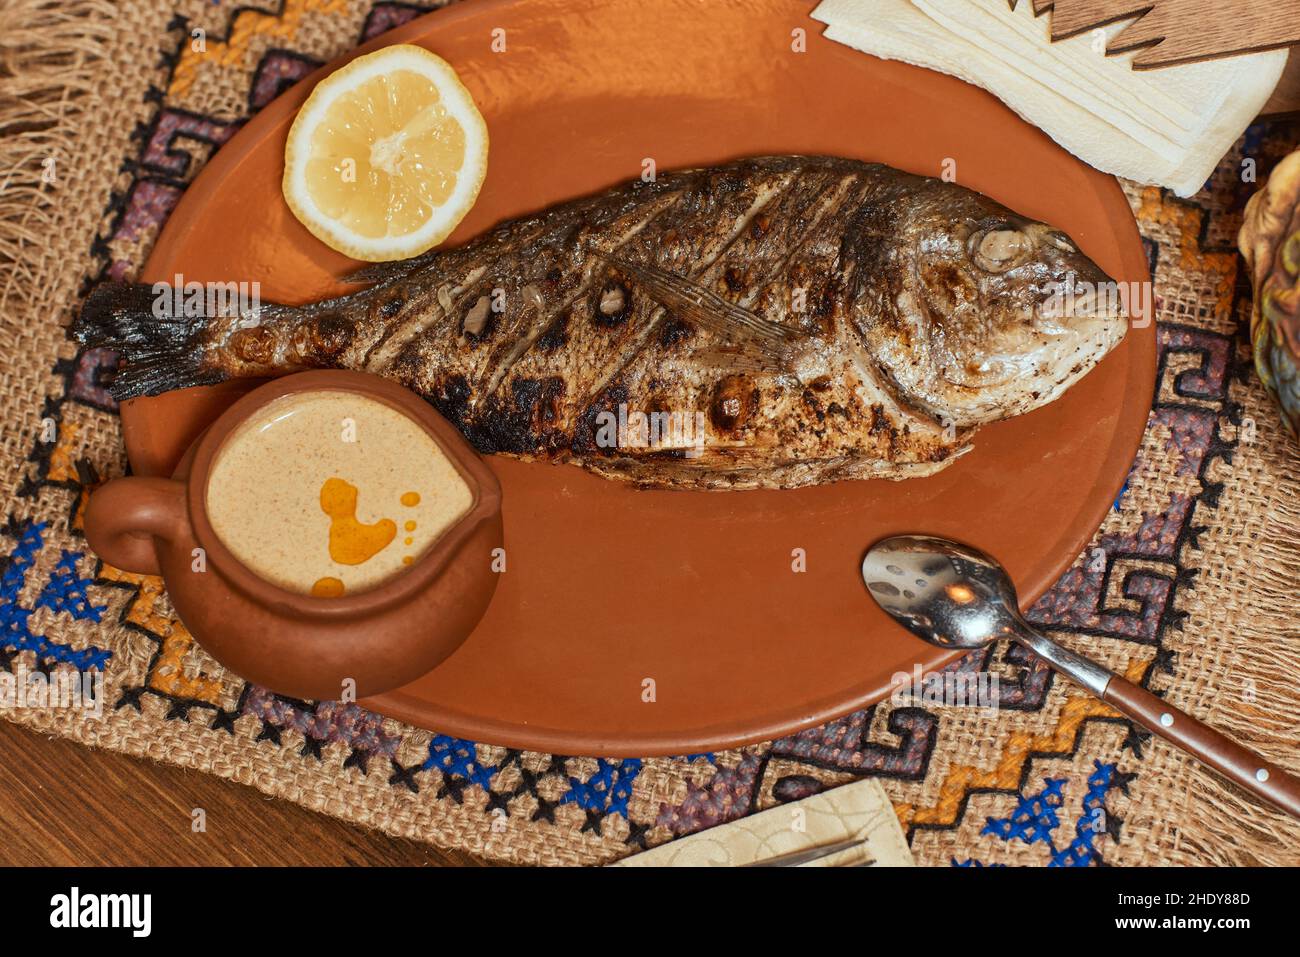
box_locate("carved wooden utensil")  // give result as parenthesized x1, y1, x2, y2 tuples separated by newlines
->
(1010, 0, 1300, 68)
(864, 534, 1300, 819)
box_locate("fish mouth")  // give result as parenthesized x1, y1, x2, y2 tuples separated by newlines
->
(932, 302, 1129, 424)
(1027, 314, 1129, 409)
(937, 295, 1127, 394)
(1035, 275, 1130, 327)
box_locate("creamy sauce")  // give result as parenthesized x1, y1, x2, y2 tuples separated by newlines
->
(205, 390, 472, 596)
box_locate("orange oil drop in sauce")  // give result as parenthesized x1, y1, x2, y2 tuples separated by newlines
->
(311, 577, 345, 597)
(320, 477, 396, 565)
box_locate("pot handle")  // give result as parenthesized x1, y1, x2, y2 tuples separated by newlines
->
(84, 477, 188, 576)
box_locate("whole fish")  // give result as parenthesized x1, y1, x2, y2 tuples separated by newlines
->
(77, 155, 1127, 490)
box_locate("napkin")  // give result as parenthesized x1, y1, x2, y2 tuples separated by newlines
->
(614, 778, 914, 866)
(811, 0, 1288, 197)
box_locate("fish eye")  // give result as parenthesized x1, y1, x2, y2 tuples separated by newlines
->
(970, 228, 1028, 272)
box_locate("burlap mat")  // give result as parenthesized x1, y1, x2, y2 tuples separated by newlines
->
(2, 0, 1297, 866)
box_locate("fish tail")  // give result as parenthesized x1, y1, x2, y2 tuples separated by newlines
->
(75, 281, 303, 400)
(75, 282, 229, 399)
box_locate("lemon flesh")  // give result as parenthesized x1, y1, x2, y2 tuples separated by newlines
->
(283, 45, 488, 262)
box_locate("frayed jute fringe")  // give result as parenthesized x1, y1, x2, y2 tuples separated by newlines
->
(1176, 461, 1300, 865)
(0, 0, 118, 328)
(1122, 354, 1300, 865)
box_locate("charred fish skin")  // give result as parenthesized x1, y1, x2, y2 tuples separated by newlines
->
(76, 156, 1127, 490)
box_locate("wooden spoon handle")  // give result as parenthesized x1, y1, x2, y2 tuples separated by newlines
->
(1102, 675, 1300, 818)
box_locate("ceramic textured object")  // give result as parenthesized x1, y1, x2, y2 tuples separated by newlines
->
(1240, 148, 1300, 437)
(83, 370, 504, 700)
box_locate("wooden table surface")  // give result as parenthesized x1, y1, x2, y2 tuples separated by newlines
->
(0, 720, 480, 865)
(4, 48, 1299, 869)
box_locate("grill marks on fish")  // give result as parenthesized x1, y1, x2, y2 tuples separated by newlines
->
(475, 195, 687, 402)
(306, 160, 960, 478)
(597, 171, 932, 484)
(562, 172, 836, 449)
(77, 155, 1126, 489)
(378, 182, 698, 421)
(476, 163, 960, 481)
(388, 168, 798, 454)
(570, 172, 798, 417)
(725, 173, 861, 321)
(360, 266, 484, 372)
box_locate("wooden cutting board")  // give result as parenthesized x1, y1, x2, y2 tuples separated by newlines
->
(1012, 0, 1300, 68)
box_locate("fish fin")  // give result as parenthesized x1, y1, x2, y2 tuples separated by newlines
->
(688, 344, 785, 373)
(593, 252, 806, 355)
(340, 251, 437, 284)
(651, 444, 776, 466)
(342, 262, 400, 284)
(75, 282, 286, 400)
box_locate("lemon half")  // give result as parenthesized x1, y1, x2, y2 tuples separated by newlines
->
(283, 44, 488, 262)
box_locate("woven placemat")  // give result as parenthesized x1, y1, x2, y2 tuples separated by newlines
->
(2, 0, 1298, 866)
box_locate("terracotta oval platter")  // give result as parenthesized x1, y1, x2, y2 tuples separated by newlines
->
(123, 0, 1155, 756)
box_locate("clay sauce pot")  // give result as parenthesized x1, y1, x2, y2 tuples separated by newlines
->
(84, 370, 503, 700)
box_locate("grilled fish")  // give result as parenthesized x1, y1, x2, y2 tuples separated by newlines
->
(77, 155, 1127, 490)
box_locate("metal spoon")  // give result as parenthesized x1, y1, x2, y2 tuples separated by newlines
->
(862, 534, 1300, 819)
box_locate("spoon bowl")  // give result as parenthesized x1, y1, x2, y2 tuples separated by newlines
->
(861, 535, 1024, 650)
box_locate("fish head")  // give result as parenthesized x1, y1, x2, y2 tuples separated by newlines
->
(869, 185, 1129, 427)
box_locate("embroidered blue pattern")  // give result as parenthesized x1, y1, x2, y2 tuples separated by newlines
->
(561, 759, 642, 818)
(1112, 474, 1132, 512)
(673, 753, 716, 764)
(36, 549, 106, 622)
(1049, 761, 1115, 868)
(983, 778, 1066, 845)
(422, 734, 498, 791)
(969, 761, 1118, 867)
(0, 522, 111, 670)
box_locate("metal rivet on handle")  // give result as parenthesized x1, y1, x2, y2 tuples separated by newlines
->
(1256, 768, 1270, 783)
(1160, 713, 1174, 727)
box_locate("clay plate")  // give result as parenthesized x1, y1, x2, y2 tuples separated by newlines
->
(122, 0, 1156, 756)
